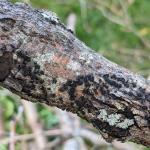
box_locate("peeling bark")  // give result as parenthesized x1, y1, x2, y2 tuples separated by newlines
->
(0, 1, 150, 146)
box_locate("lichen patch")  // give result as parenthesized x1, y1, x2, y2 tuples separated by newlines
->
(98, 109, 121, 126)
(41, 10, 59, 23)
(116, 119, 134, 129)
(98, 109, 134, 129)
(98, 109, 107, 120)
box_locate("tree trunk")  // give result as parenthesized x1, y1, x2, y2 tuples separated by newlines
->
(0, 1, 149, 147)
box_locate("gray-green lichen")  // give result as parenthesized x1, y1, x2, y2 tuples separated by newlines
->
(98, 109, 107, 120)
(116, 119, 134, 129)
(107, 113, 121, 126)
(41, 10, 59, 23)
(98, 109, 134, 129)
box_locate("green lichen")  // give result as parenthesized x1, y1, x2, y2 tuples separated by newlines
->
(41, 10, 59, 23)
(98, 109, 134, 129)
(98, 109, 107, 120)
(107, 113, 121, 126)
(98, 109, 121, 126)
(116, 119, 134, 129)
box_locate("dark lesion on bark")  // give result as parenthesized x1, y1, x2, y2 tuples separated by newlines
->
(0, 18, 17, 81)
(0, 51, 13, 81)
(11, 51, 48, 101)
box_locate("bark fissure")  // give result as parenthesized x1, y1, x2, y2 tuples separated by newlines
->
(0, 1, 150, 146)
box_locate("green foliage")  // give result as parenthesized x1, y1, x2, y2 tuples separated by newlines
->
(0, 144, 7, 150)
(37, 104, 59, 129)
(0, 89, 26, 134)
(0, 90, 17, 119)
(0, 96, 15, 118)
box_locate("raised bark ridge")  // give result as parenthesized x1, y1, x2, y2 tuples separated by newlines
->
(0, 1, 150, 146)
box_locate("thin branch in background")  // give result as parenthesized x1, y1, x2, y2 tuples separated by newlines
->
(66, 13, 77, 33)
(79, 0, 87, 22)
(9, 106, 24, 150)
(46, 137, 61, 149)
(112, 140, 144, 150)
(80, 129, 109, 146)
(64, 137, 88, 150)
(22, 0, 30, 4)
(9, 121, 15, 150)
(148, 75, 150, 81)
(22, 100, 47, 150)
(0, 129, 61, 145)
(20, 140, 28, 150)
(0, 107, 4, 138)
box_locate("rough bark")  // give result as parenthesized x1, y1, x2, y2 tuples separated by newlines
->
(0, 1, 150, 146)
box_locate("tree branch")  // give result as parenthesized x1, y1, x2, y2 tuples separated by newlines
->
(0, 1, 149, 146)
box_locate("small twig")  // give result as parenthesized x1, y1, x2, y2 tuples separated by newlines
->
(22, 0, 30, 4)
(22, 100, 48, 150)
(0, 107, 4, 138)
(80, 129, 109, 146)
(0, 129, 61, 145)
(9, 106, 24, 150)
(46, 137, 61, 149)
(78, 0, 87, 22)
(64, 137, 88, 150)
(66, 13, 77, 33)
(112, 140, 143, 150)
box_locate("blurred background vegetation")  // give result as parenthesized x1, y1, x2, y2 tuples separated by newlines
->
(0, 0, 150, 150)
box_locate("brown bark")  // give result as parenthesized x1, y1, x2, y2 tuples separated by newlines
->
(0, 1, 150, 146)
